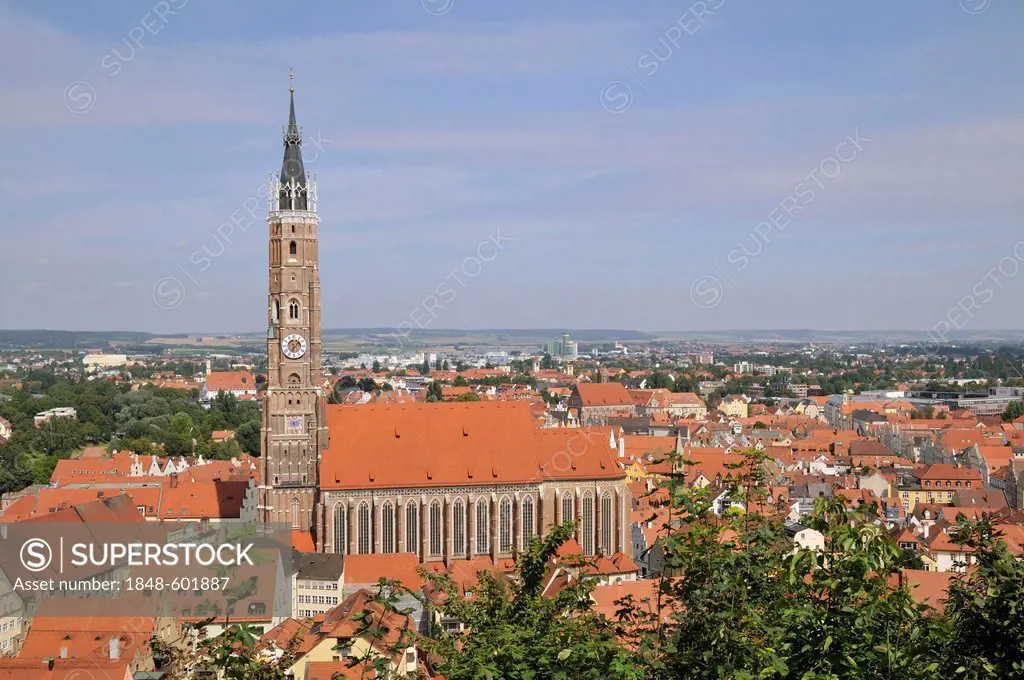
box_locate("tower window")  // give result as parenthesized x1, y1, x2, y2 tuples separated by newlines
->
(291, 225, 296, 234)
(289, 299, 300, 320)
(289, 241, 297, 256)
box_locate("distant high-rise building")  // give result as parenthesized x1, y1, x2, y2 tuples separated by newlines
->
(546, 332, 578, 358)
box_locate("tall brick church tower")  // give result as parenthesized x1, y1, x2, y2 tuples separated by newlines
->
(260, 74, 328, 535)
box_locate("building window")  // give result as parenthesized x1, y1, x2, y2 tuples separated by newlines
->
(429, 500, 443, 557)
(600, 491, 613, 555)
(357, 502, 372, 554)
(272, 299, 280, 324)
(291, 498, 300, 529)
(381, 501, 395, 554)
(452, 499, 466, 556)
(561, 492, 574, 524)
(405, 501, 419, 555)
(521, 495, 534, 546)
(289, 299, 300, 320)
(581, 491, 595, 556)
(475, 498, 489, 554)
(333, 504, 347, 555)
(499, 496, 513, 553)
(289, 241, 297, 256)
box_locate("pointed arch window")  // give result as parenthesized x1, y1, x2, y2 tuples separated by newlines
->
(405, 501, 419, 556)
(357, 501, 372, 554)
(333, 504, 347, 555)
(272, 299, 280, 324)
(521, 495, 534, 546)
(381, 502, 395, 554)
(429, 499, 443, 557)
(475, 498, 489, 555)
(452, 499, 466, 557)
(290, 498, 300, 529)
(581, 492, 595, 556)
(289, 241, 297, 257)
(561, 492, 574, 524)
(499, 496, 513, 553)
(289, 299, 300, 320)
(601, 491, 614, 555)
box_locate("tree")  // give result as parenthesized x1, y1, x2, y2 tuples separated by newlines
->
(435, 356, 443, 371)
(454, 375, 469, 387)
(372, 359, 382, 373)
(1001, 400, 1024, 422)
(455, 392, 481, 402)
(941, 517, 1024, 677)
(357, 378, 377, 393)
(647, 372, 674, 390)
(235, 420, 261, 456)
(540, 354, 555, 370)
(426, 381, 443, 402)
(36, 417, 84, 456)
(421, 358, 431, 376)
(422, 522, 632, 679)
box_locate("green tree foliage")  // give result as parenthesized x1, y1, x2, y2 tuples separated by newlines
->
(235, 420, 261, 456)
(1001, 400, 1024, 422)
(423, 522, 630, 680)
(941, 518, 1024, 677)
(455, 392, 481, 402)
(426, 381, 443, 403)
(415, 448, 1024, 680)
(372, 359, 382, 372)
(646, 372, 674, 390)
(0, 375, 261, 493)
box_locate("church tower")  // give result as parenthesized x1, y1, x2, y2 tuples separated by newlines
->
(260, 73, 328, 535)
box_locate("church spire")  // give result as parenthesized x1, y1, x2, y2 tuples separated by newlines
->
(279, 68, 308, 210)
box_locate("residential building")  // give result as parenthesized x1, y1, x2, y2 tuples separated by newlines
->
(260, 589, 418, 680)
(33, 408, 76, 427)
(719, 394, 750, 419)
(293, 553, 344, 618)
(568, 382, 635, 425)
(202, 371, 258, 402)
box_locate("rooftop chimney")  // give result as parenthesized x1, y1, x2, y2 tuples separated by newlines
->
(109, 637, 120, 660)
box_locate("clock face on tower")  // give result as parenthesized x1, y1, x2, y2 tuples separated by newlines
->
(281, 333, 307, 359)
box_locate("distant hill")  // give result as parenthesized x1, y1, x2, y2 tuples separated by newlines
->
(0, 330, 161, 350)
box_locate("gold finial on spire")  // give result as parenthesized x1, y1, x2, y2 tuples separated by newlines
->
(289, 67, 295, 94)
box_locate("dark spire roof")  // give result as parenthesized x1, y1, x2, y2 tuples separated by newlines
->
(279, 70, 308, 210)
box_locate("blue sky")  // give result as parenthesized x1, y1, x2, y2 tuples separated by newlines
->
(1, 0, 1022, 333)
